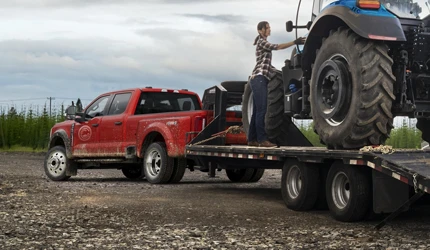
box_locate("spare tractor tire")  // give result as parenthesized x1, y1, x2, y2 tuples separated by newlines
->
(417, 118, 430, 143)
(310, 27, 395, 149)
(241, 81, 253, 139)
(265, 72, 293, 146)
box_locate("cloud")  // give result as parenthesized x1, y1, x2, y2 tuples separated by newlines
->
(181, 14, 245, 24)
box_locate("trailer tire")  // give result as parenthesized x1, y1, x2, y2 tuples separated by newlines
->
(143, 142, 174, 184)
(265, 72, 292, 146)
(44, 146, 74, 181)
(168, 158, 187, 183)
(121, 165, 145, 180)
(281, 160, 319, 211)
(326, 162, 371, 222)
(249, 168, 265, 182)
(226, 168, 254, 182)
(242, 81, 252, 138)
(310, 27, 395, 149)
(417, 118, 430, 143)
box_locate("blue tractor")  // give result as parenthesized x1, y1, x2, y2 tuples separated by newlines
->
(259, 0, 430, 149)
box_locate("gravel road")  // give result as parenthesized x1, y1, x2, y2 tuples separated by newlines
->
(1, 152, 430, 249)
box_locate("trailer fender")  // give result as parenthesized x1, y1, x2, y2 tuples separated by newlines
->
(302, 5, 405, 74)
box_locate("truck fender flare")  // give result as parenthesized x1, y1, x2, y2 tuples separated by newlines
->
(49, 129, 73, 159)
(138, 122, 175, 157)
(302, 5, 405, 73)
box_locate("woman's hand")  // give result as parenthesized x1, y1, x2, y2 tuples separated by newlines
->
(294, 37, 306, 45)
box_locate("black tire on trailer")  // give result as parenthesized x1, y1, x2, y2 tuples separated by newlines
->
(248, 168, 265, 182)
(168, 158, 187, 183)
(326, 161, 371, 222)
(121, 165, 145, 180)
(265, 72, 293, 146)
(281, 159, 320, 211)
(241, 81, 253, 137)
(310, 27, 395, 149)
(225, 168, 255, 182)
(44, 146, 74, 181)
(416, 118, 430, 143)
(143, 142, 174, 184)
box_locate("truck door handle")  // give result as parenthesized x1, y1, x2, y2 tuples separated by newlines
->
(114, 121, 122, 125)
(92, 124, 99, 127)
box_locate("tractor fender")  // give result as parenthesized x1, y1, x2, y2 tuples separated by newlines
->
(49, 129, 73, 159)
(302, 5, 405, 73)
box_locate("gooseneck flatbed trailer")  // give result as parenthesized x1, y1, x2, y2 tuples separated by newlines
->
(185, 84, 430, 229)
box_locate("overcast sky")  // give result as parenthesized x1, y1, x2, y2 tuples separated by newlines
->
(0, 0, 313, 111)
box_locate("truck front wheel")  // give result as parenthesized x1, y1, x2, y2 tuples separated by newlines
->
(310, 27, 395, 149)
(44, 146, 74, 181)
(143, 142, 174, 184)
(326, 162, 371, 222)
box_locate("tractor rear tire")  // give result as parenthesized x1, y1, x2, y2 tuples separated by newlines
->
(310, 27, 395, 149)
(265, 72, 293, 146)
(417, 118, 430, 143)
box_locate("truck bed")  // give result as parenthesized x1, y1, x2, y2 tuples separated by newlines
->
(186, 145, 430, 194)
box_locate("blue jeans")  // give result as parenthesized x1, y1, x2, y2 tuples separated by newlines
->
(248, 75, 269, 143)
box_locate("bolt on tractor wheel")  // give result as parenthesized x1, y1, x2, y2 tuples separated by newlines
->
(143, 142, 174, 184)
(44, 146, 73, 181)
(310, 27, 395, 149)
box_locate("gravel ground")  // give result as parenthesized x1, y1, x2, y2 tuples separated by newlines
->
(1, 152, 430, 249)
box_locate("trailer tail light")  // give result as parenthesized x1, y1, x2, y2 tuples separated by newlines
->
(194, 116, 206, 132)
(357, 0, 380, 9)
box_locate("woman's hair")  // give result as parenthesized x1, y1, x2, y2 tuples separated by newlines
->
(253, 21, 269, 45)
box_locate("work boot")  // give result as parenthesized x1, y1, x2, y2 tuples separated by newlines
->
(259, 141, 277, 148)
(248, 141, 259, 147)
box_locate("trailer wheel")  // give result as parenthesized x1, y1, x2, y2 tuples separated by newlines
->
(265, 72, 293, 146)
(417, 118, 430, 143)
(326, 162, 371, 222)
(241, 81, 253, 137)
(310, 27, 395, 149)
(281, 160, 319, 211)
(225, 168, 254, 182)
(44, 146, 74, 181)
(248, 169, 265, 182)
(168, 158, 187, 183)
(121, 165, 144, 180)
(143, 142, 174, 184)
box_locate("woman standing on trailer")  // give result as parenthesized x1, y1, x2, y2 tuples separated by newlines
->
(248, 21, 305, 147)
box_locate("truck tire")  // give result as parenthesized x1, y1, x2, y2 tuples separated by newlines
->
(310, 27, 395, 149)
(121, 165, 144, 180)
(241, 81, 253, 138)
(417, 118, 430, 143)
(248, 168, 265, 182)
(265, 72, 292, 146)
(44, 146, 74, 181)
(168, 158, 187, 183)
(281, 159, 319, 211)
(225, 168, 254, 182)
(143, 142, 174, 184)
(326, 162, 371, 222)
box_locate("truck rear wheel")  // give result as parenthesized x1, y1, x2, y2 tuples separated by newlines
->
(265, 72, 293, 146)
(143, 142, 174, 184)
(417, 118, 430, 143)
(225, 168, 254, 182)
(44, 146, 74, 181)
(281, 159, 319, 211)
(168, 158, 187, 183)
(310, 27, 395, 149)
(326, 162, 371, 222)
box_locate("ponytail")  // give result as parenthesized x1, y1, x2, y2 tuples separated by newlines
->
(253, 35, 261, 45)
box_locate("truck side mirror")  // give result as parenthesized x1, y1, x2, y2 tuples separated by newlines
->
(286, 21, 293, 32)
(65, 106, 76, 116)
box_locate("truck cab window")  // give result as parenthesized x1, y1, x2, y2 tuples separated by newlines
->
(86, 95, 110, 117)
(108, 93, 132, 115)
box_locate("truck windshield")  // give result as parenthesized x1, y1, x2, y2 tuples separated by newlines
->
(381, 0, 430, 19)
(135, 92, 201, 115)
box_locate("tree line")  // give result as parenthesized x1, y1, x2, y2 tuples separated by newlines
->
(0, 106, 424, 151)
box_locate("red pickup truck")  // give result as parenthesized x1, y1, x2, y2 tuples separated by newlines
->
(44, 82, 248, 184)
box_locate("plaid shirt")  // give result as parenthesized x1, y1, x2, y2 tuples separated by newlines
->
(251, 36, 279, 80)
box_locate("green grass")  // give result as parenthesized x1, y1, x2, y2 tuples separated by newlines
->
(0, 145, 46, 153)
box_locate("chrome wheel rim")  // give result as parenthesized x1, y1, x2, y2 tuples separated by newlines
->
(47, 150, 66, 178)
(145, 149, 162, 177)
(332, 172, 350, 209)
(286, 165, 302, 199)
